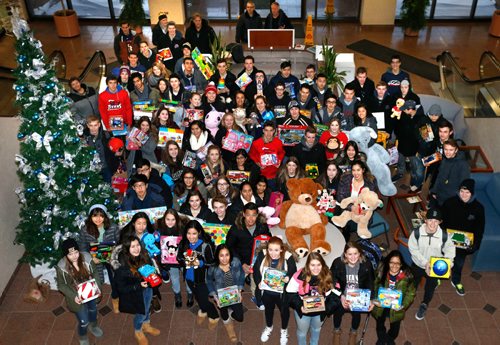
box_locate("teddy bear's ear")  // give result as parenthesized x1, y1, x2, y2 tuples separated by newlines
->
(316, 183, 325, 194)
(287, 178, 299, 190)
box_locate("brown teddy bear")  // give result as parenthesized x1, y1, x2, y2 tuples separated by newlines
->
(279, 178, 330, 258)
(332, 189, 383, 239)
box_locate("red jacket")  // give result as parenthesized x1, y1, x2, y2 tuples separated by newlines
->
(98, 86, 133, 130)
(249, 137, 285, 179)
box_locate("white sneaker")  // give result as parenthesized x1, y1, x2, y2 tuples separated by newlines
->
(280, 328, 288, 345)
(260, 326, 273, 342)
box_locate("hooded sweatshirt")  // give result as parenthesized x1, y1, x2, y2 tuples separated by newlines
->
(98, 85, 133, 129)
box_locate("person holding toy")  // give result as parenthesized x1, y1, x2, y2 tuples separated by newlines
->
(114, 236, 161, 344)
(56, 238, 103, 345)
(372, 250, 416, 345)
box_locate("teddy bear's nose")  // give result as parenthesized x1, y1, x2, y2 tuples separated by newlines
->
(305, 196, 312, 203)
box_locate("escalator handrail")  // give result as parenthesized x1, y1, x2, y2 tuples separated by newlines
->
(0, 50, 67, 80)
(479, 51, 500, 79)
(47, 50, 67, 80)
(437, 51, 500, 88)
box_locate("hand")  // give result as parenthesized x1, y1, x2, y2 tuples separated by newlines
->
(425, 262, 431, 276)
(283, 276, 289, 284)
(241, 86, 247, 92)
(92, 257, 101, 264)
(140, 281, 148, 288)
(242, 264, 251, 274)
(341, 295, 350, 309)
(74, 296, 82, 304)
(301, 306, 309, 314)
(182, 120, 190, 128)
(368, 301, 374, 312)
(392, 304, 403, 311)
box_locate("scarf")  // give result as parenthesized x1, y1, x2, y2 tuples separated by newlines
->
(241, 194, 256, 206)
(189, 131, 208, 151)
(186, 239, 203, 282)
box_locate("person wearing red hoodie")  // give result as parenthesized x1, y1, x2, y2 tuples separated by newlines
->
(98, 75, 133, 131)
(248, 121, 285, 191)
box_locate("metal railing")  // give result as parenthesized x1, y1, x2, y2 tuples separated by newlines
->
(479, 51, 500, 80)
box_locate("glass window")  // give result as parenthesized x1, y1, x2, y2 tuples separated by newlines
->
(185, 0, 229, 19)
(395, 0, 431, 19)
(71, 0, 113, 18)
(316, 0, 361, 19)
(433, 0, 472, 18)
(474, 0, 496, 18)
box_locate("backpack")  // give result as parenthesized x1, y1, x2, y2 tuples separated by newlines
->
(413, 227, 448, 255)
(357, 239, 383, 271)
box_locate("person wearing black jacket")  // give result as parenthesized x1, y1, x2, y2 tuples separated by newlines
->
(265, 81, 290, 121)
(235, 1, 263, 43)
(136, 159, 173, 209)
(179, 190, 212, 221)
(185, 14, 216, 54)
(113, 22, 140, 65)
(265, 2, 293, 29)
(138, 41, 156, 71)
(331, 242, 375, 345)
(206, 196, 236, 224)
(229, 182, 264, 215)
(442, 179, 485, 296)
(346, 67, 376, 104)
(154, 21, 184, 72)
(367, 81, 394, 135)
(209, 59, 239, 101)
(292, 126, 326, 176)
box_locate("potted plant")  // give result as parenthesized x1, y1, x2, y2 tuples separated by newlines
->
(53, 0, 80, 38)
(119, 0, 147, 36)
(400, 0, 430, 37)
(208, 32, 232, 71)
(318, 38, 346, 94)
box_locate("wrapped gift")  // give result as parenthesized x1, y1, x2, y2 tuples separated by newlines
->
(77, 279, 101, 303)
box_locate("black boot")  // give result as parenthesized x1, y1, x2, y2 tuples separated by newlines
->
(187, 293, 194, 308)
(175, 293, 182, 309)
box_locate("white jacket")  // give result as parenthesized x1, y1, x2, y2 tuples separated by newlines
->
(408, 224, 456, 269)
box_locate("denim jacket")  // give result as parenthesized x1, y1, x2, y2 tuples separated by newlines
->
(206, 257, 246, 297)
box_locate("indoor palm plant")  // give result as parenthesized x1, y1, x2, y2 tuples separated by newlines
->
(318, 38, 346, 94)
(118, 0, 147, 34)
(400, 0, 431, 37)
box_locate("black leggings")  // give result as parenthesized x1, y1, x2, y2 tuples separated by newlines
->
(219, 302, 244, 322)
(375, 308, 401, 345)
(262, 292, 290, 329)
(333, 307, 362, 331)
(412, 264, 438, 305)
(187, 281, 219, 319)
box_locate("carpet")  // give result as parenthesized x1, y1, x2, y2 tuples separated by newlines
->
(346, 39, 440, 82)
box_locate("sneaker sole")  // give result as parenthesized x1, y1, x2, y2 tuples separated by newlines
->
(415, 313, 425, 321)
(450, 282, 466, 296)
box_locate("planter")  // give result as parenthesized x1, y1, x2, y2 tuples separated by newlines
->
(489, 10, 500, 37)
(404, 27, 419, 37)
(53, 9, 80, 38)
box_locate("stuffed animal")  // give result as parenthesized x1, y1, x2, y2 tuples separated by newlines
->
(205, 110, 224, 137)
(142, 233, 160, 257)
(279, 178, 330, 258)
(349, 126, 397, 196)
(325, 137, 343, 160)
(316, 189, 335, 217)
(391, 98, 405, 120)
(258, 206, 281, 227)
(138, 264, 162, 287)
(233, 108, 248, 132)
(332, 189, 383, 239)
(184, 249, 200, 269)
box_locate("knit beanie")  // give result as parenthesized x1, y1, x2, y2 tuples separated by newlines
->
(61, 238, 79, 256)
(205, 82, 217, 95)
(460, 178, 475, 195)
(119, 65, 131, 76)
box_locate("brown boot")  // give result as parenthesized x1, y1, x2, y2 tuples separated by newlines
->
(112, 298, 120, 314)
(208, 317, 220, 330)
(197, 309, 207, 325)
(142, 322, 160, 336)
(224, 320, 238, 343)
(134, 330, 148, 345)
(348, 330, 357, 345)
(333, 329, 341, 345)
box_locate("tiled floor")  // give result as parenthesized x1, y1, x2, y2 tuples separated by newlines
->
(1, 19, 500, 345)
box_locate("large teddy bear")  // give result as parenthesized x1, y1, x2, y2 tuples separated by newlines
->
(279, 178, 330, 258)
(332, 189, 384, 239)
(349, 126, 397, 196)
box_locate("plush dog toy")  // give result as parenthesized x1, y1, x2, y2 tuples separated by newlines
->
(391, 98, 405, 120)
(279, 178, 330, 258)
(332, 189, 383, 239)
(258, 206, 281, 227)
(184, 249, 200, 269)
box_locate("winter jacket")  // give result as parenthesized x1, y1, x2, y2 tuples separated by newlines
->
(121, 185, 166, 211)
(311, 85, 334, 107)
(185, 18, 216, 54)
(248, 137, 286, 179)
(408, 224, 456, 270)
(253, 249, 297, 294)
(68, 83, 96, 103)
(130, 85, 161, 107)
(367, 92, 394, 134)
(346, 77, 375, 104)
(265, 9, 293, 29)
(207, 257, 246, 296)
(292, 138, 326, 174)
(113, 29, 140, 64)
(336, 172, 377, 202)
(152, 28, 184, 71)
(236, 10, 263, 43)
(56, 252, 102, 313)
(138, 48, 157, 71)
(317, 107, 342, 126)
(338, 96, 359, 125)
(179, 204, 212, 221)
(179, 68, 208, 94)
(429, 151, 470, 206)
(209, 71, 239, 99)
(98, 85, 133, 130)
(330, 257, 375, 297)
(269, 72, 300, 100)
(176, 239, 215, 285)
(441, 194, 485, 253)
(226, 220, 271, 265)
(371, 268, 416, 323)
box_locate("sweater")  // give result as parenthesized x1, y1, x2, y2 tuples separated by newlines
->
(408, 224, 456, 269)
(248, 137, 286, 179)
(98, 86, 133, 130)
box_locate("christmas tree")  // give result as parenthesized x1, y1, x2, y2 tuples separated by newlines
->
(12, 11, 118, 266)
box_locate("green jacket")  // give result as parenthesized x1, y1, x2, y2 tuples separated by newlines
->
(55, 252, 103, 313)
(371, 267, 416, 323)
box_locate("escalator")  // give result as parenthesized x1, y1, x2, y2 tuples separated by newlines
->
(0, 50, 107, 117)
(437, 51, 500, 117)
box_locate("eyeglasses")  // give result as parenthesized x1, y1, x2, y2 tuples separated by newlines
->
(184, 176, 194, 180)
(389, 261, 401, 266)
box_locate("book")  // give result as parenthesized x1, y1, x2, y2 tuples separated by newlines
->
(377, 287, 403, 310)
(259, 267, 287, 293)
(422, 152, 442, 167)
(278, 125, 307, 146)
(314, 124, 328, 138)
(160, 236, 181, 265)
(89, 241, 116, 263)
(260, 151, 279, 167)
(226, 170, 250, 185)
(182, 150, 198, 169)
(108, 115, 124, 131)
(185, 108, 204, 122)
(387, 146, 399, 166)
(345, 288, 371, 312)
(250, 235, 272, 270)
(372, 112, 386, 129)
(447, 229, 474, 250)
(235, 72, 252, 88)
(406, 195, 422, 204)
(294, 43, 306, 50)
(222, 129, 253, 153)
(429, 256, 451, 279)
(305, 163, 319, 179)
(200, 163, 212, 180)
(302, 295, 325, 312)
(157, 47, 173, 61)
(217, 285, 241, 307)
(196, 141, 213, 160)
(158, 127, 184, 147)
(126, 127, 149, 151)
(419, 123, 435, 143)
(191, 47, 213, 80)
(118, 206, 167, 227)
(203, 223, 231, 246)
(299, 109, 312, 118)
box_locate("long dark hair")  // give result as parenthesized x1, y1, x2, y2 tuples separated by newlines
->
(302, 252, 333, 295)
(120, 212, 155, 243)
(380, 250, 410, 281)
(85, 207, 111, 239)
(161, 140, 184, 166)
(156, 208, 183, 236)
(174, 168, 199, 196)
(214, 244, 233, 266)
(152, 104, 177, 129)
(341, 241, 366, 264)
(122, 236, 151, 277)
(316, 161, 341, 188)
(185, 189, 207, 208)
(180, 220, 212, 245)
(65, 250, 91, 284)
(353, 102, 374, 126)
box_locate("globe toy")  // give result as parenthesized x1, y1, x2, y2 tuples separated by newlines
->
(430, 257, 451, 278)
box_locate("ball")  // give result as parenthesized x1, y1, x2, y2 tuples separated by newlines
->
(432, 259, 449, 277)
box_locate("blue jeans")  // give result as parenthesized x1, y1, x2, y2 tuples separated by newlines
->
(133, 287, 152, 331)
(397, 153, 425, 187)
(75, 299, 98, 336)
(294, 311, 323, 345)
(169, 267, 192, 295)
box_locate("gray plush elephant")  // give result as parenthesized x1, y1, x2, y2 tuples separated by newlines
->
(349, 127, 397, 196)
